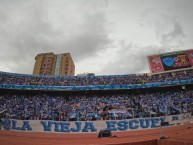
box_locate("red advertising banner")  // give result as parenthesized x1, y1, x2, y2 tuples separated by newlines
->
(148, 55, 164, 73)
(186, 49, 193, 66)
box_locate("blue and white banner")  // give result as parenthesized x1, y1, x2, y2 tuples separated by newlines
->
(1, 113, 192, 133)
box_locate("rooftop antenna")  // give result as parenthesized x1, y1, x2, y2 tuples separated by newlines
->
(170, 39, 180, 51)
(158, 39, 180, 54)
(158, 48, 171, 54)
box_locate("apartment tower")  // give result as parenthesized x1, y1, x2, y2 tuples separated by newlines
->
(33, 52, 75, 76)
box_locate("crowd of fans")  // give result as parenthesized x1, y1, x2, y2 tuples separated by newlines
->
(0, 89, 193, 121)
(0, 69, 193, 121)
(0, 69, 193, 86)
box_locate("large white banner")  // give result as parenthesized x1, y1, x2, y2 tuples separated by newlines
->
(1, 113, 192, 133)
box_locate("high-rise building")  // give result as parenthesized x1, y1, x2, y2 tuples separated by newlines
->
(33, 52, 75, 76)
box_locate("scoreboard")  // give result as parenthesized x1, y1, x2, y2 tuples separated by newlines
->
(148, 49, 193, 73)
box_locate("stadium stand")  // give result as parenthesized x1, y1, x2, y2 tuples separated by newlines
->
(0, 89, 193, 121)
(0, 69, 193, 86)
(0, 68, 193, 145)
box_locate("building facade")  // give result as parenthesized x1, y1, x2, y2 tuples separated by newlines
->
(33, 52, 75, 76)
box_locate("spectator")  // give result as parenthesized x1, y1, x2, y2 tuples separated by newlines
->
(0, 89, 192, 121)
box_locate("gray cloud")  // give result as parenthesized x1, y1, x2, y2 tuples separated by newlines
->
(160, 21, 185, 47)
(63, 12, 110, 60)
(98, 0, 191, 75)
(139, 3, 188, 51)
(99, 42, 161, 75)
(1, 0, 193, 75)
(0, 0, 110, 74)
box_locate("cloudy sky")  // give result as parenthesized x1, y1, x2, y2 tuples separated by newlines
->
(0, 0, 193, 75)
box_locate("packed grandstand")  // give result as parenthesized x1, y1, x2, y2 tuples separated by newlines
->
(1, 69, 193, 86)
(0, 69, 193, 122)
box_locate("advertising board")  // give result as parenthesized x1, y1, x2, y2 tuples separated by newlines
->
(148, 49, 193, 73)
